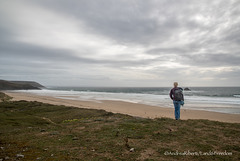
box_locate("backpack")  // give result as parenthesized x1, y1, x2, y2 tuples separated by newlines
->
(174, 88, 183, 101)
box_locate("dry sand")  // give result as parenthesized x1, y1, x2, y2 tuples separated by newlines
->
(5, 91, 240, 123)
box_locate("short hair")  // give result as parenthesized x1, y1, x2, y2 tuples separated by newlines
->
(174, 82, 178, 86)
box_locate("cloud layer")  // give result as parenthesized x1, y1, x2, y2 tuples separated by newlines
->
(0, 0, 240, 86)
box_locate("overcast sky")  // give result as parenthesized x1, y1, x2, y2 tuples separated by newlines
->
(0, 0, 240, 87)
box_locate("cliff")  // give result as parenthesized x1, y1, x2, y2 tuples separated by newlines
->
(0, 80, 45, 90)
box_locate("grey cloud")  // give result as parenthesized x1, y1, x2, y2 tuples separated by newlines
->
(146, 47, 197, 55)
(215, 68, 240, 79)
(0, 0, 240, 86)
(180, 53, 240, 67)
(2, 0, 240, 46)
(0, 41, 80, 62)
(32, 0, 202, 45)
(0, 39, 155, 69)
(222, 25, 240, 45)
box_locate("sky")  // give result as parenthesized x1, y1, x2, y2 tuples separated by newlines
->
(0, 0, 240, 87)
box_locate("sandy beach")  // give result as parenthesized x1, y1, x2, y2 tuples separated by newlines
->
(5, 91, 240, 123)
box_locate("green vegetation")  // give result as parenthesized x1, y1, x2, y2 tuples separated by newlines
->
(0, 80, 44, 90)
(0, 92, 13, 102)
(0, 94, 239, 160)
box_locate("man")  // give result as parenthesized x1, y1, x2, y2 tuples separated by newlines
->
(169, 82, 184, 120)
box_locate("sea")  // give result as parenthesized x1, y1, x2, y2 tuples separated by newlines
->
(17, 87, 240, 114)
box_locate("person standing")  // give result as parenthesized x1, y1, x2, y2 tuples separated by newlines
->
(169, 82, 184, 120)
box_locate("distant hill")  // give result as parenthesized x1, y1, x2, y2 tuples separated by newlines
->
(10, 81, 45, 88)
(0, 80, 45, 90)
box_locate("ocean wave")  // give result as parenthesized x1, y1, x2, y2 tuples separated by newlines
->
(234, 95, 240, 98)
(15, 89, 240, 105)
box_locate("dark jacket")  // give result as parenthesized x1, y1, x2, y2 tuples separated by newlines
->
(169, 87, 184, 101)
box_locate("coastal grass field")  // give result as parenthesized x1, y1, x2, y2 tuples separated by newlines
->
(0, 92, 239, 160)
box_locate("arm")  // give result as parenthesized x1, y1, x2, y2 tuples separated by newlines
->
(169, 89, 173, 100)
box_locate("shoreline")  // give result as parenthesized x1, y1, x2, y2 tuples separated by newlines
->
(4, 91, 240, 123)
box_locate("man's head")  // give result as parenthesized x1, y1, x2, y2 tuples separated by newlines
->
(174, 82, 178, 88)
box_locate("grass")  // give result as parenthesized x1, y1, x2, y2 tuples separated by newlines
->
(0, 92, 12, 102)
(0, 93, 239, 160)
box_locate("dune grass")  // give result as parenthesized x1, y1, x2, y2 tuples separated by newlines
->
(0, 92, 12, 102)
(0, 93, 239, 160)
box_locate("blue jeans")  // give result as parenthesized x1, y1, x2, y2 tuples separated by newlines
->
(173, 101, 182, 120)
